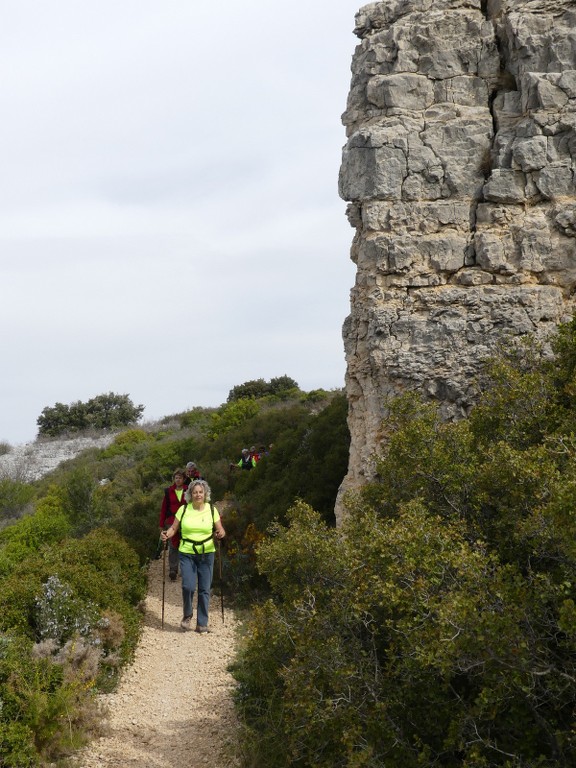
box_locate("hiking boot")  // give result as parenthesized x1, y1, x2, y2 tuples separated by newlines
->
(195, 625, 209, 634)
(169, 572, 177, 582)
(180, 616, 193, 631)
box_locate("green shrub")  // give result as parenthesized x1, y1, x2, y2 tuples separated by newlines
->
(233, 394, 349, 529)
(235, 494, 576, 767)
(0, 633, 102, 765)
(37, 392, 144, 437)
(0, 478, 35, 522)
(99, 428, 151, 459)
(205, 399, 260, 441)
(0, 488, 72, 574)
(232, 321, 576, 767)
(34, 574, 98, 644)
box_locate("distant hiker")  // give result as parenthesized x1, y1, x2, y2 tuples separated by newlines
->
(249, 445, 261, 463)
(185, 461, 202, 484)
(236, 447, 256, 470)
(159, 469, 187, 581)
(161, 479, 225, 633)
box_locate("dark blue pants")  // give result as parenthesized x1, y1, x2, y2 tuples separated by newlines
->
(179, 551, 214, 626)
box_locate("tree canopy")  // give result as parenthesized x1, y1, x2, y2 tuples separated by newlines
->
(37, 392, 144, 436)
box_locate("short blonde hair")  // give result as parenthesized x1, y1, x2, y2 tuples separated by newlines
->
(184, 478, 211, 503)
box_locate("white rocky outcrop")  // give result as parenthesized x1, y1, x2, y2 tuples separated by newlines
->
(0, 435, 116, 483)
(338, 0, 576, 522)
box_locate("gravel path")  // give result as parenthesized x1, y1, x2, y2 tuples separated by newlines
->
(72, 556, 241, 768)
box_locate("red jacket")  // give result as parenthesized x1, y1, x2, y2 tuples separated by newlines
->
(159, 484, 186, 547)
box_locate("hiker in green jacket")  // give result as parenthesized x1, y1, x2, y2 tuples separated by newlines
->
(237, 447, 256, 470)
(161, 479, 225, 633)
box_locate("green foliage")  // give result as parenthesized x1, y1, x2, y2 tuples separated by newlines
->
(232, 320, 576, 768)
(34, 574, 98, 644)
(178, 406, 213, 431)
(233, 394, 350, 529)
(0, 380, 350, 765)
(235, 495, 576, 766)
(205, 399, 260, 441)
(0, 632, 103, 765)
(37, 392, 144, 437)
(99, 428, 152, 458)
(227, 375, 299, 403)
(227, 378, 270, 402)
(0, 487, 72, 574)
(0, 478, 35, 522)
(0, 516, 144, 764)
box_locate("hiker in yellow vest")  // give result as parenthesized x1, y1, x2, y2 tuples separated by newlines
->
(161, 479, 225, 633)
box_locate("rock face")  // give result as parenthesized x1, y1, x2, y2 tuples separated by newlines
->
(338, 0, 576, 522)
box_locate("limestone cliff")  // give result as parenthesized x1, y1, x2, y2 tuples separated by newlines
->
(338, 0, 576, 522)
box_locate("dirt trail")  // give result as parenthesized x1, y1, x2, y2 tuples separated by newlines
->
(72, 555, 241, 768)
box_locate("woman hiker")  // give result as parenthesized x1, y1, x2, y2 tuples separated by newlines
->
(158, 468, 187, 581)
(161, 479, 225, 633)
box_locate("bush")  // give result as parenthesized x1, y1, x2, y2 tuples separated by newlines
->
(235, 493, 576, 766)
(0, 478, 35, 523)
(0, 633, 102, 765)
(227, 376, 299, 403)
(37, 392, 144, 437)
(231, 320, 576, 767)
(233, 394, 349, 529)
(99, 428, 151, 458)
(205, 399, 260, 441)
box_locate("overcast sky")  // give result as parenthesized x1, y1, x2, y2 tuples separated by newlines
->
(0, 1, 362, 445)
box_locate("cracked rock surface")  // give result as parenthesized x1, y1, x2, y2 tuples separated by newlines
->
(337, 0, 576, 521)
(0, 435, 116, 482)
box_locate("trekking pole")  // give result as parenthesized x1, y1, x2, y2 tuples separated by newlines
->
(218, 538, 225, 623)
(161, 539, 167, 629)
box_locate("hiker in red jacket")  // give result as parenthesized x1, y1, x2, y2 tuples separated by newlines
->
(159, 469, 187, 581)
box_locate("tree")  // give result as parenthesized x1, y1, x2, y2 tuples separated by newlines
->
(227, 379, 270, 402)
(37, 393, 144, 437)
(84, 393, 144, 430)
(227, 376, 300, 403)
(268, 375, 299, 395)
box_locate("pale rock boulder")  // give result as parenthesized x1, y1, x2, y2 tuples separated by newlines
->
(337, 0, 576, 523)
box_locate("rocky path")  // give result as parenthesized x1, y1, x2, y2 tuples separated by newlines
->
(72, 556, 241, 768)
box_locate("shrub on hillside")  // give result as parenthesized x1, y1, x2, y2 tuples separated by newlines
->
(0, 633, 101, 766)
(232, 394, 349, 529)
(227, 375, 299, 403)
(99, 428, 152, 458)
(231, 323, 576, 768)
(205, 399, 260, 441)
(37, 392, 144, 437)
(0, 478, 35, 523)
